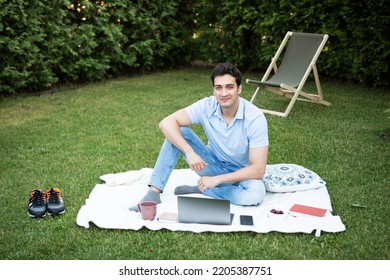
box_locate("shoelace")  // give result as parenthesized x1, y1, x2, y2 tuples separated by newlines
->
(46, 188, 61, 204)
(31, 190, 45, 206)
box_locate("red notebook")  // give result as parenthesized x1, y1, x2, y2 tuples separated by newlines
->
(289, 204, 327, 217)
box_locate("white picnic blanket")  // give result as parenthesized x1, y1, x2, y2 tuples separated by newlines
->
(76, 168, 345, 236)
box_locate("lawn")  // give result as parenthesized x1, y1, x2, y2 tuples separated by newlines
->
(0, 66, 389, 260)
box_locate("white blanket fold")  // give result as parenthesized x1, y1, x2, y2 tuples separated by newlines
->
(76, 168, 345, 235)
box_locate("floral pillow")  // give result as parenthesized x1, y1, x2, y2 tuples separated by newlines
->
(263, 164, 326, 192)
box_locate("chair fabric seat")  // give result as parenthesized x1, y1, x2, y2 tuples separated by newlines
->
(267, 33, 324, 88)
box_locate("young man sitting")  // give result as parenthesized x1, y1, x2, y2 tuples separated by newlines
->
(130, 62, 268, 211)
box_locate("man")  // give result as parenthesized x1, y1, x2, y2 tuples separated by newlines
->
(130, 62, 268, 211)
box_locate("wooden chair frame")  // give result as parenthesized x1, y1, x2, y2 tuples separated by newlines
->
(246, 31, 330, 117)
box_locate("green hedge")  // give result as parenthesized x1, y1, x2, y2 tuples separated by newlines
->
(0, 0, 388, 94)
(193, 0, 389, 87)
(0, 0, 194, 93)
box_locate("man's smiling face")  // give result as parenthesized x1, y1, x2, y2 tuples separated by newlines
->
(213, 74, 242, 110)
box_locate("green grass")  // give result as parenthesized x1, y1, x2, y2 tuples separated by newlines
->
(0, 67, 389, 260)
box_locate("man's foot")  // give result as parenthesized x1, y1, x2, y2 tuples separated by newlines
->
(174, 185, 202, 195)
(129, 188, 161, 212)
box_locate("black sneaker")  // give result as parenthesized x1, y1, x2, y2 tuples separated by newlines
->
(46, 188, 65, 216)
(27, 189, 47, 218)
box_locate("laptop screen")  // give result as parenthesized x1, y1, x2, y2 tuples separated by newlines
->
(177, 196, 232, 225)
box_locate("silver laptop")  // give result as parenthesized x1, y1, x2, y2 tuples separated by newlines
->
(177, 196, 233, 225)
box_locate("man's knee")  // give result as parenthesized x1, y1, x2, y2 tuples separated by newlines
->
(238, 180, 266, 206)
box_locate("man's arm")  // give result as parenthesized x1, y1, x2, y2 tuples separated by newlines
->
(159, 109, 208, 171)
(197, 146, 268, 191)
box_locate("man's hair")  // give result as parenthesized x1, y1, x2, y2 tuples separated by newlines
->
(210, 63, 242, 86)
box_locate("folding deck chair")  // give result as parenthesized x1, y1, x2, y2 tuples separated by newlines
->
(246, 31, 330, 117)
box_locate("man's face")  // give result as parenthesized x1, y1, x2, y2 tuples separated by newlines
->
(213, 74, 242, 110)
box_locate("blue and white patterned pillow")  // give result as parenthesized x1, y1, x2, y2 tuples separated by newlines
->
(263, 164, 326, 192)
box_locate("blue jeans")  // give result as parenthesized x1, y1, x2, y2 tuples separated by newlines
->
(149, 127, 266, 206)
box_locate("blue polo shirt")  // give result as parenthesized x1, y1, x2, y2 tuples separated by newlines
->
(185, 96, 268, 168)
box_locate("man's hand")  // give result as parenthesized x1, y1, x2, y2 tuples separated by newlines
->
(197, 176, 221, 192)
(186, 150, 208, 171)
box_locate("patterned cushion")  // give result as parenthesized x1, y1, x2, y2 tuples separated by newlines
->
(263, 164, 326, 192)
